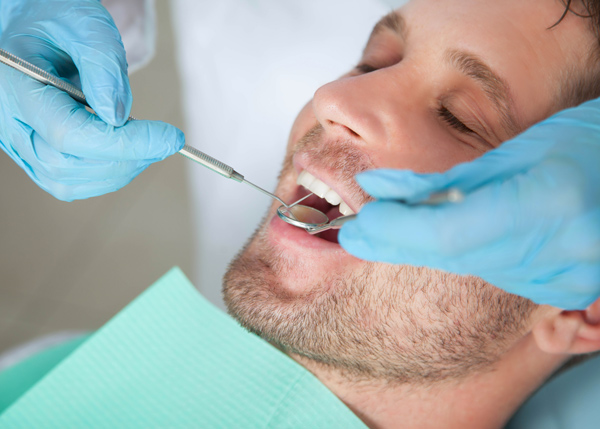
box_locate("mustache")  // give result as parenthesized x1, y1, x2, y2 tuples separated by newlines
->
(280, 124, 375, 207)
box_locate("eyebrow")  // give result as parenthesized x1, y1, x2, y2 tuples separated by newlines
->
(367, 11, 521, 136)
(444, 50, 520, 135)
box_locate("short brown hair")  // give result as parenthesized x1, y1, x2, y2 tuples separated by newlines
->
(554, 0, 600, 37)
(554, 0, 600, 108)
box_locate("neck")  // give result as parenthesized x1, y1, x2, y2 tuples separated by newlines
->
(292, 335, 566, 429)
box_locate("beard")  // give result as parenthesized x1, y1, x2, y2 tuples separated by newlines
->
(223, 125, 536, 384)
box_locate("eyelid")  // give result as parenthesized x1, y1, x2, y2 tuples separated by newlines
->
(438, 105, 496, 149)
(438, 106, 475, 134)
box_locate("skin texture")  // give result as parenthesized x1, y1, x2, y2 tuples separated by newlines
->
(224, 0, 599, 427)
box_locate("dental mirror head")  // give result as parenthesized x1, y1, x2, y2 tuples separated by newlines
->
(277, 204, 329, 229)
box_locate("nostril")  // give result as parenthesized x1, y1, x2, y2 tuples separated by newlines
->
(346, 127, 359, 137)
(326, 120, 359, 138)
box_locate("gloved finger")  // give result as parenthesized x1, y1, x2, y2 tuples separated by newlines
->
(17, 79, 184, 161)
(11, 128, 152, 184)
(2, 136, 148, 202)
(39, 165, 149, 202)
(356, 145, 539, 204)
(12, 132, 152, 201)
(45, 2, 132, 125)
(338, 202, 459, 267)
(69, 33, 132, 126)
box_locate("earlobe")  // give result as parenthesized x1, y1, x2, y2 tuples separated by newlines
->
(575, 299, 600, 352)
(583, 298, 600, 325)
(532, 298, 600, 355)
(532, 311, 582, 354)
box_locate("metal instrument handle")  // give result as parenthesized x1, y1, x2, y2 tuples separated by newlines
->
(178, 145, 244, 182)
(0, 48, 87, 104)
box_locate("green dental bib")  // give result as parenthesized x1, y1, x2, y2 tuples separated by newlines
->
(0, 267, 365, 428)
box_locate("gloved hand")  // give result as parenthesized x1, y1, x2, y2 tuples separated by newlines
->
(0, 0, 184, 201)
(339, 97, 600, 310)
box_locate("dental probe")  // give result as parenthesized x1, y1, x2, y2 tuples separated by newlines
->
(177, 145, 292, 207)
(0, 48, 292, 208)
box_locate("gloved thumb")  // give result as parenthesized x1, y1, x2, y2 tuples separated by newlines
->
(355, 169, 449, 203)
(356, 136, 547, 204)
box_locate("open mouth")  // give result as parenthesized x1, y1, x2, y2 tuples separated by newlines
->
(287, 170, 355, 244)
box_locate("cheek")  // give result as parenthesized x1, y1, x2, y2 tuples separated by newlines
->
(370, 117, 484, 173)
(287, 100, 317, 148)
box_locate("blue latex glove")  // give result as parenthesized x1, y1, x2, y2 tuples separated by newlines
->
(0, 0, 184, 201)
(339, 97, 600, 310)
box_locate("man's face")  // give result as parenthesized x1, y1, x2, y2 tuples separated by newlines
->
(224, 0, 595, 382)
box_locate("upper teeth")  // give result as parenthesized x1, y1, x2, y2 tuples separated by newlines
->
(296, 171, 355, 216)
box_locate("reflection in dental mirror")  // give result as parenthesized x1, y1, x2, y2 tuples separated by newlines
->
(277, 205, 329, 229)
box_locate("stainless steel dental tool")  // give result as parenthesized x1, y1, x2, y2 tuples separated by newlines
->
(1, 48, 464, 235)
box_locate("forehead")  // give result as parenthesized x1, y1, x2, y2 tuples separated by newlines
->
(398, 0, 595, 126)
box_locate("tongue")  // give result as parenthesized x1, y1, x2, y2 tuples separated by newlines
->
(295, 191, 344, 244)
(325, 205, 342, 220)
(316, 228, 340, 244)
(314, 205, 342, 244)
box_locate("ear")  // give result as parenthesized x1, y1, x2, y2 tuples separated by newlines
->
(532, 298, 600, 355)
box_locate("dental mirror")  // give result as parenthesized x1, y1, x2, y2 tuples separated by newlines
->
(277, 188, 464, 234)
(277, 204, 330, 229)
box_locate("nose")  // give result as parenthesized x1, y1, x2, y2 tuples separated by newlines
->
(312, 69, 405, 148)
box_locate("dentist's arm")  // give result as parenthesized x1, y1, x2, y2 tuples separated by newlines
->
(0, 0, 184, 201)
(340, 97, 600, 310)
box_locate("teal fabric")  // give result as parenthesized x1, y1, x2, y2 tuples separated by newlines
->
(507, 354, 600, 429)
(0, 267, 366, 428)
(0, 334, 90, 414)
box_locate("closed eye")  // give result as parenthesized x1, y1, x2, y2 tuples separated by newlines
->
(438, 106, 475, 134)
